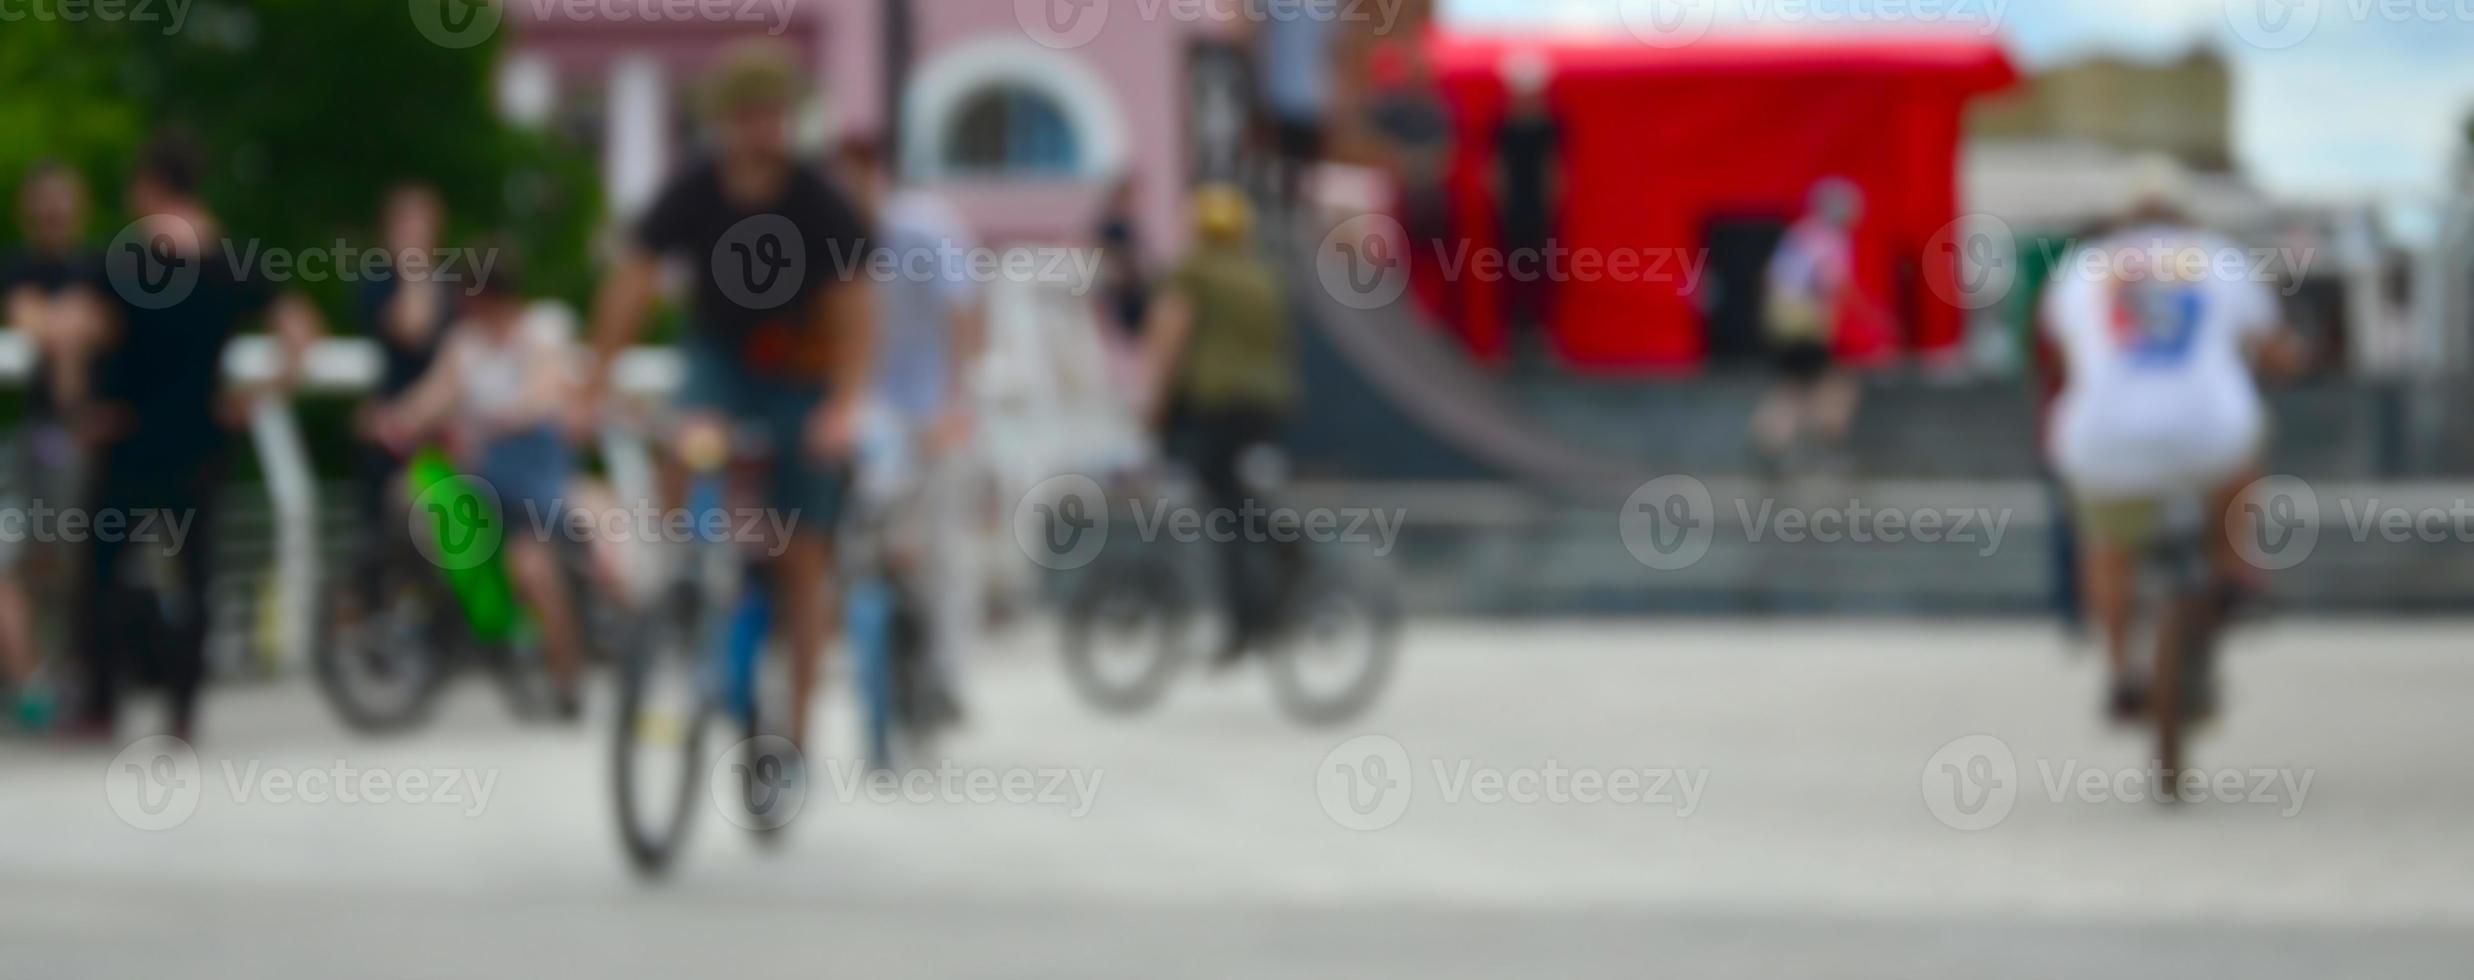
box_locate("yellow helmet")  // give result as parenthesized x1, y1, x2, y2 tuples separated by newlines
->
(1193, 183, 1253, 242)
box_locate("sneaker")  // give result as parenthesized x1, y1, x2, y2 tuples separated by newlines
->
(2106, 679, 2149, 725)
(10, 685, 57, 733)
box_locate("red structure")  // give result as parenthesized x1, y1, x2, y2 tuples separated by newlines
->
(1426, 32, 2016, 373)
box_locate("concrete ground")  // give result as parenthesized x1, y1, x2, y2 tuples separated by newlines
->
(4, 619, 2471, 978)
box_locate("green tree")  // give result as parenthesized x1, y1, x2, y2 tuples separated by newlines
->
(0, 0, 600, 310)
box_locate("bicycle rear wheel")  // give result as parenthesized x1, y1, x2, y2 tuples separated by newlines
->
(313, 570, 450, 734)
(611, 585, 712, 876)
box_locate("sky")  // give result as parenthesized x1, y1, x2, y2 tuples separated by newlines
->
(1441, 0, 2474, 203)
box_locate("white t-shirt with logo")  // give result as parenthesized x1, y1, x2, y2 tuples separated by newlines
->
(2042, 224, 2279, 498)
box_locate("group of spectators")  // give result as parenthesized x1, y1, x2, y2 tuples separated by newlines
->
(0, 136, 319, 740)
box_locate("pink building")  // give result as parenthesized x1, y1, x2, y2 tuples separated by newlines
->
(497, 0, 1245, 266)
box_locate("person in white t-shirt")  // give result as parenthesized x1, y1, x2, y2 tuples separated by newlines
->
(1754, 178, 1873, 472)
(377, 253, 589, 717)
(2040, 163, 2306, 720)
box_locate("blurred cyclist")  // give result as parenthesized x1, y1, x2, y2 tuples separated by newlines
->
(1754, 177, 1867, 473)
(350, 184, 454, 623)
(833, 138, 983, 719)
(0, 161, 105, 727)
(78, 131, 322, 740)
(1142, 184, 1300, 662)
(578, 43, 874, 757)
(2042, 158, 2306, 721)
(375, 247, 585, 716)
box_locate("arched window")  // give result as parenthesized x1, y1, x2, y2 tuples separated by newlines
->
(943, 86, 1080, 176)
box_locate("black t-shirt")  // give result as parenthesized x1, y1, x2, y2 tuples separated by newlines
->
(1096, 216, 1149, 340)
(635, 158, 872, 382)
(357, 277, 448, 399)
(93, 242, 274, 478)
(0, 249, 106, 422)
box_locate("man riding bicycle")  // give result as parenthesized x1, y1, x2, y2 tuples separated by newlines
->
(578, 43, 874, 759)
(832, 138, 983, 723)
(2041, 159, 2306, 724)
(1141, 184, 1300, 662)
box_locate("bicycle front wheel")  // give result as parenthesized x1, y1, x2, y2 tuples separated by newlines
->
(1060, 554, 1194, 716)
(1266, 560, 1402, 727)
(611, 587, 713, 877)
(313, 572, 450, 735)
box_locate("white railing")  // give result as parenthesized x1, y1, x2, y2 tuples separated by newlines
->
(0, 268, 1118, 674)
(0, 325, 687, 674)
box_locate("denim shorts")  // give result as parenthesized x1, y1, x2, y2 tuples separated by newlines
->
(676, 339, 849, 533)
(477, 425, 572, 538)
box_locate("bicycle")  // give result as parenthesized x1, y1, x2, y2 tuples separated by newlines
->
(1058, 450, 1401, 727)
(609, 424, 799, 877)
(2143, 492, 2230, 803)
(842, 433, 959, 772)
(315, 447, 615, 733)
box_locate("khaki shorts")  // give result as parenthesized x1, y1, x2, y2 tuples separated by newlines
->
(2075, 496, 2175, 550)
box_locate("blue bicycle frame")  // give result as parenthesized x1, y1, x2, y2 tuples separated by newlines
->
(688, 474, 770, 729)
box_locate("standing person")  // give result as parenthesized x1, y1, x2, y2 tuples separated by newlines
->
(1254, 0, 1339, 208)
(1142, 184, 1299, 662)
(1493, 51, 1563, 360)
(1367, 42, 1455, 265)
(349, 183, 453, 620)
(2044, 162, 2306, 722)
(1753, 177, 1870, 473)
(1093, 175, 1149, 345)
(375, 250, 584, 716)
(832, 138, 983, 720)
(578, 43, 875, 759)
(0, 161, 105, 727)
(77, 132, 321, 740)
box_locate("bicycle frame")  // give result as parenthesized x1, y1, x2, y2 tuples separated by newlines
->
(684, 462, 772, 730)
(404, 447, 521, 643)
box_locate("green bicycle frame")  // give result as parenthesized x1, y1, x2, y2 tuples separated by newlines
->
(406, 448, 522, 642)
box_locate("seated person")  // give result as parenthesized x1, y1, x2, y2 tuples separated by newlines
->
(375, 252, 585, 715)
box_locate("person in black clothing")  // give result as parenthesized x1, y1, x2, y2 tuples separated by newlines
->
(75, 133, 321, 740)
(1494, 52, 1563, 356)
(1093, 175, 1150, 344)
(349, 183, 453, 612)
(580, 43, 876, 756)
(0, 161, 106, 720)
(1368, 43, 1456, 308)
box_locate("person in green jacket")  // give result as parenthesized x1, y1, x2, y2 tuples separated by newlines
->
(1141, 184, 1301, 661)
